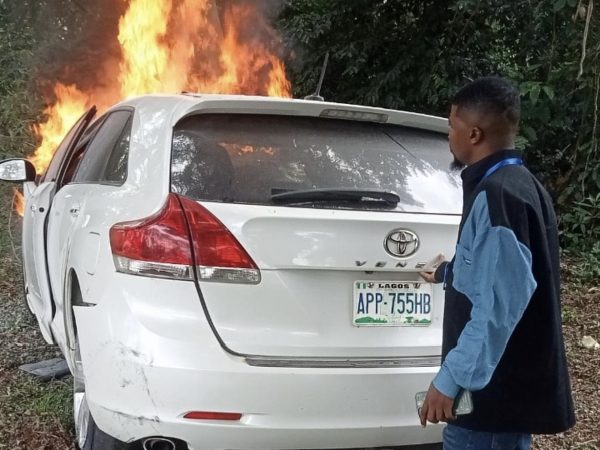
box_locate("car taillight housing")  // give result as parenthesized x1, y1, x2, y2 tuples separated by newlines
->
(110, 194, 260, 284)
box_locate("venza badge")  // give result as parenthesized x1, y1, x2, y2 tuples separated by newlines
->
(384, 230, 419, 257)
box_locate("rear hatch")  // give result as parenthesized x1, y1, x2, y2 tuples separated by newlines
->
(171, 113, 461, 358)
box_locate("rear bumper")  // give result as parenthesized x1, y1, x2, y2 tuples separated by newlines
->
(87, 363, 443, 449)
(74, 275, 443, 449)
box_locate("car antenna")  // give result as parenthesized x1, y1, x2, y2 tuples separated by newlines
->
(304, 52, 329, 101)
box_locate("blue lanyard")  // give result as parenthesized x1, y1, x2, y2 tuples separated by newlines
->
(482, 157, 523, 180)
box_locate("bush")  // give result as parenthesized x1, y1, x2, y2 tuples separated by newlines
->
(0, 4, 40, 160)
(560, 194, 600, 279)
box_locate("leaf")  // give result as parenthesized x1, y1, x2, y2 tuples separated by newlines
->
(542, 86, 555, 100)
(522, 126, 538, 142)
(553, 0, 567, 11)
(530, 84, 541, 104)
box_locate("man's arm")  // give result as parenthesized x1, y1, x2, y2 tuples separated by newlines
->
(420, 191, 537, 425)
(432, 224, 537, 398)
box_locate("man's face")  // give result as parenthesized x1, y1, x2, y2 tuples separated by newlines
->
(448, 105, 472, 169)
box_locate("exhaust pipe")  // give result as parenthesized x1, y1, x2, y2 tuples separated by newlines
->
(143, 437, 177, 450)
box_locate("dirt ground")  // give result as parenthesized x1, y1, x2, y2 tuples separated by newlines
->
(0, 185, 598, 449)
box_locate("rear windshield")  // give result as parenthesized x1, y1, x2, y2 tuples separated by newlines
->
(171, 114, 461, 214)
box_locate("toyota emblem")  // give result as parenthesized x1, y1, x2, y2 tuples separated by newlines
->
(384, 230, 419, 257)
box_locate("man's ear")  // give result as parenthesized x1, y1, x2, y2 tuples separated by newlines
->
(469, 127, 483, 145)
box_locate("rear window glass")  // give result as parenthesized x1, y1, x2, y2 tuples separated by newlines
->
(171, 114, 461, 214)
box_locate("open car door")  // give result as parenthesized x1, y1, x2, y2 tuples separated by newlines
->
(22, 106, 96, 343)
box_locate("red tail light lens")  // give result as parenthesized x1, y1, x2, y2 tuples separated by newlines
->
(109, 194, 194, 280)
(178, 195, 261, 284)
(109, 194, 260, 283)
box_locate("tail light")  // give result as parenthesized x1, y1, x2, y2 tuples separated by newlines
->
(110, 194, 260, 284)
(178, 195, 261, 284)
(109, 195, 194, 280)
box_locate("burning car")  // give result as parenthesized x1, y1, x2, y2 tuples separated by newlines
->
(0, 94, 460, 449)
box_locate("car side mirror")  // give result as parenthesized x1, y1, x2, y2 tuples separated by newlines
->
(0, 158, 36, 183)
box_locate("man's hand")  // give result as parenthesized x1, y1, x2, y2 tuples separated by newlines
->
(419, 271, 437, 283)
(419, 254, 446, 283)
(419, 384, 456, 426)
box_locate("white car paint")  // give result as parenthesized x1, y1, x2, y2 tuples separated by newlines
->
(21, 180, 56, 343)
(12, 94, 461, 449)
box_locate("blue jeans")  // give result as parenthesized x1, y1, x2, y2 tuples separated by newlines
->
(443, 424, 532, 450)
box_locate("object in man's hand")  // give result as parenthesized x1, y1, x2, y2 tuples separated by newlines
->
(422, 253, 445, 272)
(415, 389, 473, 417)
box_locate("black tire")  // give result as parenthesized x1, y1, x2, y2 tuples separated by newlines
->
(80, 414, 131, 450)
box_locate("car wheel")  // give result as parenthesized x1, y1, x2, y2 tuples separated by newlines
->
(73, 365, 90, 449)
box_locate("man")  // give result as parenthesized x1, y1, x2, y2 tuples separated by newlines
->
(419, 77, 575, 450)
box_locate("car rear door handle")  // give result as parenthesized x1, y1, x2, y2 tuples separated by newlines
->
(70, 206, 80, 216)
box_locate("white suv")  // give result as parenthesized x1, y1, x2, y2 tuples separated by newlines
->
(0, 94, 461, 450)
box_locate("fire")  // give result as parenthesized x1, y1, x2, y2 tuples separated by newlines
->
(29, 84, 89, 174)
(268, 59, 292, 98)
(189, 4, 292, 97)
(13, 188, 25, 217)
(13, 83, 89, 216)
(116, 0, 291, 99)
(16, 0, 292, 216)
(118, 0, 173, 97)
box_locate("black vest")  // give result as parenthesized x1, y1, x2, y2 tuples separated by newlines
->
(442, 150, 575, 434)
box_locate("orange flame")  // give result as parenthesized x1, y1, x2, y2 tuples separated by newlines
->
(14, 83, 90, 216)
(29, 84, 89, 174)
(17, 0, 291, 217)
(118, 0, 173, 97)
(189, 3, 291, 96)
(13, 188, 25, 217)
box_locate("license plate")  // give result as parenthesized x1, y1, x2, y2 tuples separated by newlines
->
(353, 281, 432, 326)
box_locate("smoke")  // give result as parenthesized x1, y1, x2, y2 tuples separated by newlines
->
(30, 0, 127, 100)
(217, 0, 286, 20)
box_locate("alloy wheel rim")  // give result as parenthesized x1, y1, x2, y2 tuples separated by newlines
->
(73, 341, 89, 448)
(74, 389, 89, 448)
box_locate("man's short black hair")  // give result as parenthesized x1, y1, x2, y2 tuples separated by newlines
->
(452, 76, 521, 128)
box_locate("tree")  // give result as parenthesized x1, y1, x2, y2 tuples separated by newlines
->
(280, 0, 599, 253)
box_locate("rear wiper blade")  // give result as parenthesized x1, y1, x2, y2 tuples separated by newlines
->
(271, 188, 400, 205)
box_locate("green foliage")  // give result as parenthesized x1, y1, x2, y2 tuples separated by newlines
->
(0, 3, 40, 159)
(563, 243, 600, 285)
(280, 0, 599, 255)
(561, 193, 600, 283)
(0, 4, 42, 220)
(560, 193, 600, 248)
(574, 247, 600, 283)
(280, 0, 506, 112)
(561, 304, 578, 324)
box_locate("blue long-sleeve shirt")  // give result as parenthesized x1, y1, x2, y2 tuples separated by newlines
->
(429, 149, 574, 433)
(432, 190, 537, 398)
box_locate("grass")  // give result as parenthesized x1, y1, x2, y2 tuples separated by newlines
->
(562, 305, 579, 324)
(3, 376, 73, 428)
